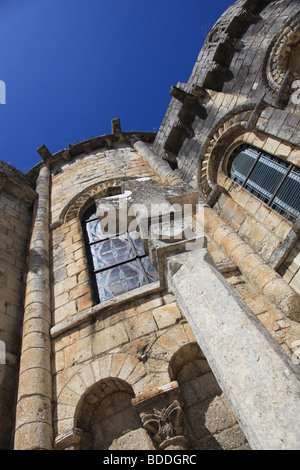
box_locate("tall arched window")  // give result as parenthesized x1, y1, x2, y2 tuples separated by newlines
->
(227, 144, 300, 223)
(82, 204, 159, 304)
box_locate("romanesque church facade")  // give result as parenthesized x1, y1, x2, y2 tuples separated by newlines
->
(1, 0, 300, 450)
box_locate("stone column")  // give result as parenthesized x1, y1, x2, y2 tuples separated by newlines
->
(14, 165, 52, 450)
(167, 247, 300, 450)
(128, 136, 183, 185)
(201, 204, 300, 322)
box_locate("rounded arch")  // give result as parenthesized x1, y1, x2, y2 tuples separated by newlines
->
(74, 376, 135, 432)
(168, 342, 206, 382)
(168, 342, 249, 449)
(54, 325, 198, 441)
(264, 12, 300, 93)
(54, 353, 144, 436)
(57, 178, 125, 226)
(196, 106, 254, 197)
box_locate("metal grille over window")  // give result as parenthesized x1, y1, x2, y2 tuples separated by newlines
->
(228, 145, 300, 223)
(82, 204, 159, 303)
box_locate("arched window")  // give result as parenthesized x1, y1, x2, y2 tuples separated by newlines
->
(82, 204, 159, 304)
(227, 144, 300, 223)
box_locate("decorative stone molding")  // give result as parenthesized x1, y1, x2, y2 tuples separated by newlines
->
(132, 381, 188, 450)
(54, 178, 125, 227)
(196, 106, 254, 197)
(28, 132, 156, 181)
(50, 281, 160, 339)
(54, 163, 184, 228)
(265, 14, 300, 93)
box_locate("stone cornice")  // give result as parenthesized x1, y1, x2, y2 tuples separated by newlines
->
(0, 161, 37, 204)
(26, 131, 156, 182)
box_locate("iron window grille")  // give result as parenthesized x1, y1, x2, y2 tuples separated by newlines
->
(227, 144, 300, 223)
(82, 204, 159, 304)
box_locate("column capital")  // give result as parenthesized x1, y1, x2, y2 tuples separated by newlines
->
(132, 381, 188, 450)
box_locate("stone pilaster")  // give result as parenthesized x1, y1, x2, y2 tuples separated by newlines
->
(167, 247, 300, 450)
(14, 165, 52, 450)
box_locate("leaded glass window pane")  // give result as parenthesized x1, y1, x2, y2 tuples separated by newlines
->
(95, 260, 149, 302)
(244, 154, 290, 203)
(141, 256, 160, 283)
(82, 203, 159, 303)
(90, 234, 135, 271)
(129, 230, 145, 256)
(86, 219, 105, 243)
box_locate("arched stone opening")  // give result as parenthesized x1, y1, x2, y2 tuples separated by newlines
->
(196, 107, 254, 198)
(289, 42, 300, 77)
(264, 14, 300, 105)
(169, 343, 250, 450)
(74, 377, 153, 450)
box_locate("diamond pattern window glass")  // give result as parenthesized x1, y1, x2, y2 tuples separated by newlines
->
(82, 204, 159, 303)
(228, 145, 300, 223)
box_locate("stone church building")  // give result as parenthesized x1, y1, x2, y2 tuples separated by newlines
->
(1, 0, 300, 450)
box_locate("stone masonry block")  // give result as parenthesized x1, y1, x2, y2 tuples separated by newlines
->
(152, 302, 182, 329)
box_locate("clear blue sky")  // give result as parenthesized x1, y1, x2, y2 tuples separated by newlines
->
(0, 0, 233, 172)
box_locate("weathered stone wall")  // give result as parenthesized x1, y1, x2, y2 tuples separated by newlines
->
(169, 343, 250, 450)
(48, 141, 249, 450)
(50, 144, 161, 325)
(52, 287, 249, 450)
(0, 170, 35, 449)
(50, 143, 162, 226)
(193, 212, 300, 365)
(3, 0, 300, 451)
(152, 0, 300, 304)
(214, 131, 300, 294)
(279, 240, 300, 296)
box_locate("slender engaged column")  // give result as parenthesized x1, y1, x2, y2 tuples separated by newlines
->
(200, 204, 300, 322)
(128, 136, 183, 185)
(14, 165, 52, 450)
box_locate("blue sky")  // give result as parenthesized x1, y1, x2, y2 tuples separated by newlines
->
(0, 0, 233, 173)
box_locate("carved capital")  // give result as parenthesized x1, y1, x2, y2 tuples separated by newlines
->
(140, 400, 187, 450)
(132, 381, 188, 450)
